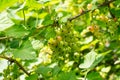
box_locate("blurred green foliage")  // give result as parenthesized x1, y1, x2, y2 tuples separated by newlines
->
(0, 0, 120, 80)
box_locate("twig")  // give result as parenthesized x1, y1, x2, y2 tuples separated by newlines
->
(68, 0, 116, 21)
(84, 69, 90, 80)
(35, 11, 39, 28)
(23, 9, 26, 26)
(68, 10, 90, 22)
(0, 55, 30, 76)
(0, 37, 9, 40)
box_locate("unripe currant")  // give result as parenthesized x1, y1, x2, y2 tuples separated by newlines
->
(56, 36, 62, 42)
(48, 38, 57, 46)
(61, 29, 68, 33)
(87, 3, 92, 10)
(63, 41, 68, 47)
(99, 15, 108, 21)
(79, 8, 84, 14)
(88, 26, 95, 33)
(49, 23, 82, 66)
(56, 30, 61, 35)
(105, 41, 110, 47)
(114, 18, 117, 22)
(93, 9, 100, 15)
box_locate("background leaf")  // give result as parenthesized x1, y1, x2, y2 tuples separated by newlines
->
(0, 0, 18, 12)
(0, 12, 14, 31)
(57, 71, 77, 80)
(86, 71, 103, 80)
(36, 65, 52, 77)
(79, 49, 97, 69)
(4, 24, 29, 38)
(25, 74, 38, 80)
(0, 43, 5, 54)
(13, 40, 36, 60)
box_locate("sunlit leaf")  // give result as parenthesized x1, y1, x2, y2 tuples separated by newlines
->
(114, 58, 120, 64)
(90, 54, 104, 69)
(80, 39, 99, 51)
(0, 59, 8, 73)
(81, 36, 93, 44)
(79, 50, 112, 69)
(44, 0, 60, 6)
(7, 1, 26, 21)
(0, 0, 18, 12)
(39, 12, 48, 19)
(0, 43, 5, 54)
(26, 0, 42, 10)
(0, 12, 14, 31)
(79, 49, 97, 69)
(31, 39, 44, 50)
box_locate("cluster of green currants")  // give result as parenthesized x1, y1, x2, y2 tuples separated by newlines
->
(48, 24, 81, 62)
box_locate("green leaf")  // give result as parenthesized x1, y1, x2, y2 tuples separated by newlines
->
(58, 71, 77, 80)
(12, 64, 20, 78)
(111, 8, 120, 18)
(79, 49, 97, 69)
(90, 54, 104, 69)
(44, 0, 60, 6)
(0, 12, 14, 31)
(4, 25, 29, 38)
(26, 74, 38, 80)
(60, 14, 71, 23)
(0, 59, 8, 73)
(0, 0, 18, 12)
(27, 17, 37, 28)
(79, 50, 111, 69)
(36, 65, 52, 77)
(95, 20, 106, 29)
(42, 14, 54, 26)
(40, 0, 50, 3)
(81, 36, 93, 44)
(0, 73, 2, 76)
(86, 72, 103, 80)
(45, 27, 56, 39)
(26, 0, 42, 10)
(90, 50, 112, 69)
(7, 1, 26, 22)
(52, 66, 60, 76)
(13, 40, 36, 60)
(0, 43, 5, 54)
(80, 40, 99, 51)
(10, 39, 19, 48)
(31, 39, 44, 50)
(114, 58, 120, 64)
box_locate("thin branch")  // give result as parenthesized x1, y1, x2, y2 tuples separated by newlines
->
(0, 37, 9, 40)
(35, 12, 39, 28)
(0, 55, 30, 76)
(68, 0, 116, 21)
(68, 10, 90, 22)
(23, 9, 26, 26)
